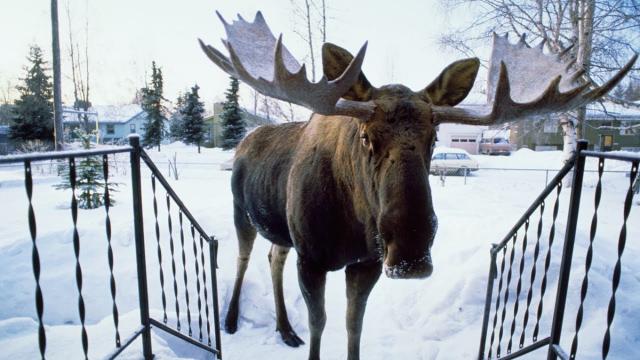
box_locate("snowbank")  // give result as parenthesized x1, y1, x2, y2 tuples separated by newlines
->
(0, 144, 638, 359)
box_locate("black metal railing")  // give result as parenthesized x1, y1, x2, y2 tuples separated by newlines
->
(0, 135, 221, 359)
(478, 140, 640, 360)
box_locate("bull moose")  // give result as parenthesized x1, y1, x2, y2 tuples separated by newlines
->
(199, 11, 636, 360)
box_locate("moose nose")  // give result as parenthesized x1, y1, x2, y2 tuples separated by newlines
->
(383, 252, 433, 279)
(383, 243, 433, 279)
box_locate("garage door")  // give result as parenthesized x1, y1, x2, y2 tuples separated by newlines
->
(450, 137, 478, 154)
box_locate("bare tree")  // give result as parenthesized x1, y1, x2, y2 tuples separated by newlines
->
(258, 96, 299, 122)
(290, 0, 329, 81)
(0, 80, 13, 104)
(51, 0, 64, 150)
(320, 0, 327, 43)
(440, 0, 639, 182)
(250, 88, 260, 115)
(66, 4, 91, 132)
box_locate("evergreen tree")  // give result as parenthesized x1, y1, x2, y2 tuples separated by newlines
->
(140, 61, 167, 151)
(55, 129, 117, 209)
(181, 85, 206, 153)
(220, 77, 245, 150)
(169, 92, 187, 141)
(10, 45, 55, 142)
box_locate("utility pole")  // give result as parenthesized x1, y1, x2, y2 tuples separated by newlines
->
(51, 0, 64, 150)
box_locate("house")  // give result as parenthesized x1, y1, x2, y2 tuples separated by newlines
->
(63, 104, 150, 144)
(204, 102, 274, 147)
(510, 102, 640, 151)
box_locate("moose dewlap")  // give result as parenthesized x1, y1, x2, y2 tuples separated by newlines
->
(199, 10, 636, 360)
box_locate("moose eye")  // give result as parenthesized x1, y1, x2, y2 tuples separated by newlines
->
(360, 133, 370, 147)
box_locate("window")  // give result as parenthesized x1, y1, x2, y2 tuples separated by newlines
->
(432, 153, 444, 160)
(620, 122, 635, 135)
(451, 138, 460, 142)
(445, 153, 458, 160)
(106, 124, 115, 135)
(130, 124, 136, 133)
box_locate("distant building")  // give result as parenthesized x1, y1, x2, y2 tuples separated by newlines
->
(63, 104, 152, 144)
(204, 102, 274, 148)
(0, 125, 9, 155)
(436, 123, 488, 154)
(510, 102, 640, 151)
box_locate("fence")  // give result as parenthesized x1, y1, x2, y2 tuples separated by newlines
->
(0, 134, 221, 359)
(477, 140, 639, 359)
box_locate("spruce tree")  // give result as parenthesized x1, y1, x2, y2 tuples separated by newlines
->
(220, 77, 245, 150)
(141, 61, 167, 151)
(10, 45, 55, 142)
(169, 92, 187, 141)
(55, 129, 117, 209)
(181, 85, 206, 153)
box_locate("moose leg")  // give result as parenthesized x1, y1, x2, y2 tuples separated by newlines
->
(269, 244, 305, 347)
(345, 260, 382, 360)
(225, 204, 257, 333)
(297, 258, 327, 360)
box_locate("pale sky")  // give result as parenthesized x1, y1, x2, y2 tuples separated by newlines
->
(0, 0, 489, 114)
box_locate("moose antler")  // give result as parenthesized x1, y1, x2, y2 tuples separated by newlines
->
(432, 33, 638, 125)
(199, 11, 375, 118)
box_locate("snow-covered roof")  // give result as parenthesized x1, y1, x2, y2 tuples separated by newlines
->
(482, 129, 510, 139)
(457, 100, 640, 121)
(63, 104, 144, 124)
(585, 101, 640, 120)
(433, 146, 470, 154)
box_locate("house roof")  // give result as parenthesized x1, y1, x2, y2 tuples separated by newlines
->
(459, 99, 640, 122)
(63, 104, 144, 124)
(482, 129, 511, 139)
(584, 101, 640, 121)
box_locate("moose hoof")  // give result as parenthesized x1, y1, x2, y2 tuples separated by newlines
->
(224, 314, 239, 334)
(278, 328, 305, 347)
(225, 321, 238, 334)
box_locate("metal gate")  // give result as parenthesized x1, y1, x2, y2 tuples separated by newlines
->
(0, 134, 222, 359)
(478, 140, 639, 359)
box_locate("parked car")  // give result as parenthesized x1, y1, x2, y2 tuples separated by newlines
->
(430, 147, 479, 175)
(479, 137, 512, 155)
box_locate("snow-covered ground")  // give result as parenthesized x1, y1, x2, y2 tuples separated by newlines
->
(0, 143, 638, 359)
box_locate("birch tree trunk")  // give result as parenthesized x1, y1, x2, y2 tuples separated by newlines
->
(562, 0, 594, 187)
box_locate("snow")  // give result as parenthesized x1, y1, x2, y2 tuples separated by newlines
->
(0, 144, 638, 359)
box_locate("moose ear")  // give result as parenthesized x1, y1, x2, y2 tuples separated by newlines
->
(322, 42, 373, 101)
(422, 58, 480, 106)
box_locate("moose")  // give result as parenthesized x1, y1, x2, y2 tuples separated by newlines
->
(199, 11, 636, 360)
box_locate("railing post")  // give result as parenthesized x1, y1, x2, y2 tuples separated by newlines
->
(478, 245, 498, 360)
(547, 140, 588, 360)
(129, 134, 153, 359)
(209, 235, 222, 359)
